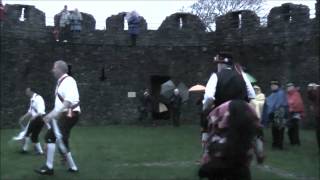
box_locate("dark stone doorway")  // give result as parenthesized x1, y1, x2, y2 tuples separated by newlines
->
(150, 75, 171, 120)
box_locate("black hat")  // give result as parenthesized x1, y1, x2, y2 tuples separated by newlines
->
(213, 52, 233, 65)
(270, 80, 280, 85)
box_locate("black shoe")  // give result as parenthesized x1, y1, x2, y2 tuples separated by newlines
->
(20, 150, 28, 154)
(68, 168, 79, 173)
(35, 165, 54, 175)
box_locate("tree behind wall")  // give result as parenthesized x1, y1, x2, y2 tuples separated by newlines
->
(182, 0, 265, 31)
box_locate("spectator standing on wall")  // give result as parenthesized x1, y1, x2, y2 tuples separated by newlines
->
(125, 11, 141, 46)
(69, 8, 82, 38)
(52, 27, 60, 42)
(58, 5, 70, 42)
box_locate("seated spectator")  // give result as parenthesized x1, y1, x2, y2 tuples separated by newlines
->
(52, 27, 60, 42)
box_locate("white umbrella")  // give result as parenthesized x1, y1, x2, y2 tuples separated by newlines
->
(159, 103, 168, 113)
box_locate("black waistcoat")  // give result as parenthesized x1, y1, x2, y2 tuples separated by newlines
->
(214, 68, 248, 106)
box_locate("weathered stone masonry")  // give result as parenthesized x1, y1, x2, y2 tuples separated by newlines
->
(0, 3, 319, 128)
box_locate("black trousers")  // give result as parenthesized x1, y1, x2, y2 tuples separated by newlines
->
(287, 118, 300, 145)
(138, 109, 152, 124)
(25, 116, 44, 143)
(316, 117, 320, 152)
(60, 25, 70, 41)
(45, 112, 79, 152)
(271, 124, 284, 149)
(199, 159, 251, 180)
(171, 109, 180, 127)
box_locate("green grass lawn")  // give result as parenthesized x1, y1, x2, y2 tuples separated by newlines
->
(1, 125, 319, 180)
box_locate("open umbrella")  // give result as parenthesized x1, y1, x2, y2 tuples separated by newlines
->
(177, 82, 189, 102)
(160, 80, 176, 99)
(244, 72, 257, 83)
(158, 102, 168, 113)
(189, 84, 206, 92)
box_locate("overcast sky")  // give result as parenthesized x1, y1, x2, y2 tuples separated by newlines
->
(3, 0, 316, 30)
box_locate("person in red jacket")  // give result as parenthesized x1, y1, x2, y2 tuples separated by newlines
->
(307, 83, 320, 152)
(286, 83, 305, 146)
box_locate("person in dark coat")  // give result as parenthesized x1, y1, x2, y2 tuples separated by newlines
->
(125, 11, 140, 46)
(170, 88, 182, 127)
(138, 90, 153, 124)
(262, 80, 288, 150)
(307, 83, 320, 152)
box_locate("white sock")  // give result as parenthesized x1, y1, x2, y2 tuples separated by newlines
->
(46, 143, 56, 169)
(35, 142, 44, 154)
(22, 137, 31, 151)
(66, 152, 78, 170)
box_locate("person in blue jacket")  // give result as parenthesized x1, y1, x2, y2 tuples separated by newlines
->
(125, 11, 141, 46)
(262, 80, 288, 150)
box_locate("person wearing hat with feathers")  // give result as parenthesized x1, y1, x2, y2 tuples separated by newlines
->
(202, 52, 255, 113)
(201, 52, 256, 161)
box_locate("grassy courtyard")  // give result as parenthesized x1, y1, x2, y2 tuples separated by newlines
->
(0, 125, 319, 180)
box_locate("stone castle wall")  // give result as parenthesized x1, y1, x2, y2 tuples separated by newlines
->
(0, 3, 318, 127)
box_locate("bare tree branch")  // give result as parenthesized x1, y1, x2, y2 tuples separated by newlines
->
(184, 0, 265, 31)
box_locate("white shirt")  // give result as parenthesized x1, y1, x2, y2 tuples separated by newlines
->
(203, 68, 256, 104)
(55, 74, 81, 112)
(27, 93, 46, 117)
